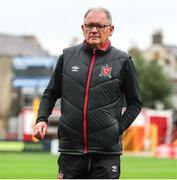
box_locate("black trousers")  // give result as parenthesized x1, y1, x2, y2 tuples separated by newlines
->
(57, 153, 120, 179)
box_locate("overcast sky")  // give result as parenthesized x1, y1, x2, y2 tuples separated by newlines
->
(0, 0, 176, 56)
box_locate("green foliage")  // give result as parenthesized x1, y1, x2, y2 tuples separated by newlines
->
(133, 56, 173, 109)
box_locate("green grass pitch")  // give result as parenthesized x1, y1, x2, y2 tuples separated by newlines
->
(0, 152, 176, 179)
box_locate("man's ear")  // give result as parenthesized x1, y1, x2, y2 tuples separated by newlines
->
(81, 25, 84, 31)
(109, 25, 114, 37)
(81, 25, 85, 35)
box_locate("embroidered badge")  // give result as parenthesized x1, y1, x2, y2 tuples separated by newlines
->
(99, 64, 112, 78)
(58, 171, 64, 180)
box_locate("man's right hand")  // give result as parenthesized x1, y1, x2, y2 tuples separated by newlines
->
(33, 121, 47, 140)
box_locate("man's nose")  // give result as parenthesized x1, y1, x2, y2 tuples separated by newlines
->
(91, 26, 98, 32)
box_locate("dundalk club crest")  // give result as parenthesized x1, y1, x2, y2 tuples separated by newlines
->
(99, 64, 112, 78)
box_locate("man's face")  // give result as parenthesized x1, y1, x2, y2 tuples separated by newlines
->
(82, 10, 114, 49)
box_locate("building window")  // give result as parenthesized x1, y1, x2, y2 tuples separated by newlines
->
(164, 58, 171, 65)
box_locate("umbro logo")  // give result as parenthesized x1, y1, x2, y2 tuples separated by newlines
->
(71, 66, 79, 72)
(111, 165, 118, 172)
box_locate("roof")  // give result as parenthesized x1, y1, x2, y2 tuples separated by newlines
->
(164, 45, 177, 58)
(0, 33, 49, 57)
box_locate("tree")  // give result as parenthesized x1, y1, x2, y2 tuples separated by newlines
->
(133, 55, 173, 109)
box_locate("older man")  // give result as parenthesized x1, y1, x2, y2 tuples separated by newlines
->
(33, 7, 142, 179)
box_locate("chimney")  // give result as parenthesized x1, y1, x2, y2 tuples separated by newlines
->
(152, 31, 163, 45)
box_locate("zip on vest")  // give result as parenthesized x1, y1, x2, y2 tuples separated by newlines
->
(83, 49, 96, 153)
